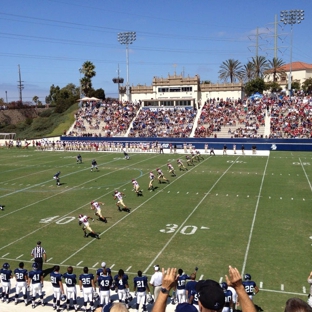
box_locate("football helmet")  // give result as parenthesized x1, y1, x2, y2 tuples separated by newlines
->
(147, 294, 154, 304)
(78, 214, 83, 218)
(156, 168, 159, 170)
(244, 273, 251, 281)
(132, 179, 135, 182)
(61, 294, 67, 301)
(32, 262, 39, 270)
(114, 190, 118, 194)
(2, 262, 10, 269)
(91, 201, 94, 205)
(220, 282, 228, 290)
(93, 292, 99, 300)
(126, 293, 133, 302)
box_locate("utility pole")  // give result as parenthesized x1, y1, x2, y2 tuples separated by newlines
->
(17, 64, 24, 103)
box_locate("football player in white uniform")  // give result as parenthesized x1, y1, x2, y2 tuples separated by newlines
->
(132, 179, 143, 196)
(156, 168, 169, 184)
(148, 172, 155, 191)
(90, 201, 107, 223)
(78, 214, 100, 239)
(113, 191, 130, 213)
(167, 163, 176, 177)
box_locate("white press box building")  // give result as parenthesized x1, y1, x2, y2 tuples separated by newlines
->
(118, 73, 244, 108)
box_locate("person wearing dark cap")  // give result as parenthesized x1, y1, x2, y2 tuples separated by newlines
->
(31, 241, 47, 271)
(196, 279, 225, 311)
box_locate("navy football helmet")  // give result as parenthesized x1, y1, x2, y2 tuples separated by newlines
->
(220, 282, 228, 290)
(61, 294, 67, 301)
(3, 262, 10, 269)
(32, 262, 39, 270)
(147, 294, 154, 304)
(244, 273, 251, 281)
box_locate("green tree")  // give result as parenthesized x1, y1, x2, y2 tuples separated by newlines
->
(291, 81, 300, 91)
(251, 56, 269, 78)
(242, 62, 254, 82)
(266, 57, 285, 82)
(302, 77, 312, 94)
(32, 96, 39, 105)
(80, 61, 96, 96)
(244, 78, 267, 96)
(218, 59, 243, 83)
(89, 88, 105, 100)
(265, 81, 282, 93)
(81, 77, 92, 97)
(0, 98, 4, 105)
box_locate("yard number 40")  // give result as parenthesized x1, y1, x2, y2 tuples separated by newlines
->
(160, 224, 198, 235)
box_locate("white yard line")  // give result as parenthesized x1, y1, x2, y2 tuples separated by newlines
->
(0, 156, 159, 251)
(241, 156, 269, 275)
(60, 157, 212, 265)
(143, 157, 240, 273)
(299, 158, 312, 191)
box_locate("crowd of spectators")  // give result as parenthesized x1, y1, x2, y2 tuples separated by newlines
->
(194, 98, 266, 138)
(63, 95, 312, 139)
(67, 101, 140, 137)
(128, 107, 196, 138)
(269, 94, 312, 139)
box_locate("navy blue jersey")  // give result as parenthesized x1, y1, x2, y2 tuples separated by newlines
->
(176, 274, 190, 290)
(190, 289, 199, 306)
(14, 268, 28, 282)
(98, 275, 113, 291)
(133, 276, 148, 292)
(29, 270, 43, 284)
(0, 268, 12, 282)
(224, 289, 233, 307)
(114, 274, 129, 290)
(92, 160, 97, 166)
(50, 271, 63, 288)
(54, 171, 61, 178)
(63, 273, 77, 287)
(185, 281, 197, 298)
(79, 273, 94, 288)
(242, 281, 257, 295)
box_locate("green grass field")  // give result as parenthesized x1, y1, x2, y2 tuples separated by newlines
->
(0, 148, 311, 311)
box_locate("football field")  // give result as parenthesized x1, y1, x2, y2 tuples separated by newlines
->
(0, 148, 311, 312)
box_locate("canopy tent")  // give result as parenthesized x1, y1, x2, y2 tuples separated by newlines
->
(249, 92, 263, 100)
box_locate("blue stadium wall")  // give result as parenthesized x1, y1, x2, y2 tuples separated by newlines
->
(61, 137, 312, 152)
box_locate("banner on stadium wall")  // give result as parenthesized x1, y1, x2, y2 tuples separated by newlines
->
(60, 136, 312, 152)
(142, 106, 193, 112)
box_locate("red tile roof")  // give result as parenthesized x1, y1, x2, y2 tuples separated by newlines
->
(279, 62, 312, 71)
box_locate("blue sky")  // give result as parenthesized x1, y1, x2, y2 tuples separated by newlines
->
(0, 0, 311, 103)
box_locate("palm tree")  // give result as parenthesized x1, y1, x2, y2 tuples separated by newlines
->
(242, 62, 254, 82)
(81, 77, 92, 96)
(81, 61, 96, 79)
(218, 59, 243, 83)
(251, 56, 268, 78)
(266, 57, 285, 82)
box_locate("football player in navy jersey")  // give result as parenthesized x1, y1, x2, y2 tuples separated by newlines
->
(185, 273, 197, 300)
(79, 266, 96, 312)
(53, 171, 61, 186)
(220, 282, 234, 312)
(50, 265, 65, 311)
(28, 262, 44, 308)
(133, 270, 151, 312)
(242, 273, 259, 301)
(91, 159, 99, 172)
(189, 288, 199, 311)
(0, 262, 12, 303)
(174, 268, 197, 304)
(97, 268, 113, 307)
(114, 269, 130, 308)
(95, 262, 111, 283)
(14, 262, 28, 305)
(63, 266, 79, 312)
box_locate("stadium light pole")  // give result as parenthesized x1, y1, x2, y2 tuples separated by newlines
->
(117, 31, 136, 102)
(280, 10, 304, 95)
(79, 68, 83, 107)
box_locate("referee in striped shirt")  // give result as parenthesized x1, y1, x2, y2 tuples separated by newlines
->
(31, 241, 47, 271)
